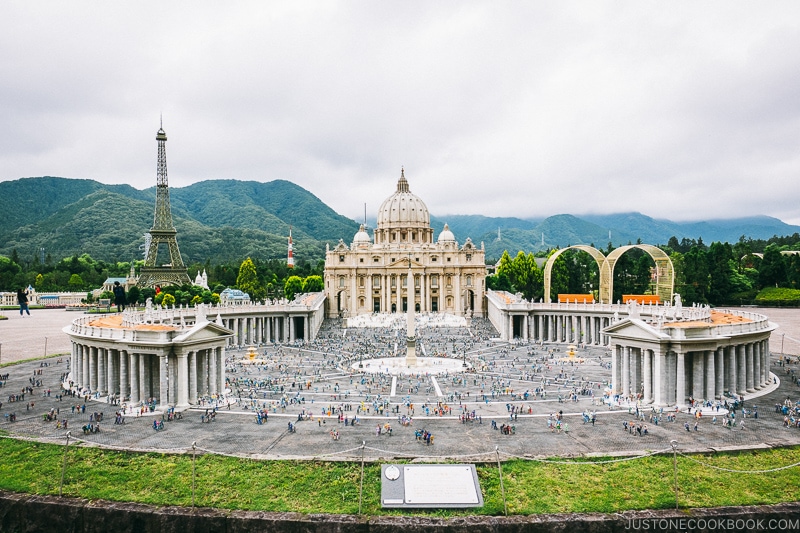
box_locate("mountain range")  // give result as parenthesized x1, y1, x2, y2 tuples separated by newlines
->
(1, 177, 798, 264)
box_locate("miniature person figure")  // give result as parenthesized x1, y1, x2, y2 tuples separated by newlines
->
(113, 281, 127, 312)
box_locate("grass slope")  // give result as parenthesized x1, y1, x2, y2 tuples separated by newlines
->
(1, 437, 798, 516)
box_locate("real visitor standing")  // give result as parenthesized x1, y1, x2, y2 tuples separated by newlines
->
(113, 281, 127, 312)
(17, 288, 30, 317)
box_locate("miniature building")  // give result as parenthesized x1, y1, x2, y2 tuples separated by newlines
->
(324, 169, 486, 318)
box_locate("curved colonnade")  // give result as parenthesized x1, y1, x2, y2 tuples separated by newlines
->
(65, 294, 326, 409)
(486, 290, 777, 407)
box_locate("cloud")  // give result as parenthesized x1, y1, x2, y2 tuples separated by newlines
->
(1, 1, 799, 225)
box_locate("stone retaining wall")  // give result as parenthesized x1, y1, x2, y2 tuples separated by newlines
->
(1, 491, 799, 532)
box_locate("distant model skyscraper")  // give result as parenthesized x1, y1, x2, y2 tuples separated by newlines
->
(287, 226, 294, 269)
(137, 123, 191, 289)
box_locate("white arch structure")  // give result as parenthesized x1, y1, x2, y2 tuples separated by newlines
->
(543, 245, 606, 303)
(600, 244, 674, 304)
(543, 244, 675, 304)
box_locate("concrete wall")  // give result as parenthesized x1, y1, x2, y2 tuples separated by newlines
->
(1, 490, 799, 533)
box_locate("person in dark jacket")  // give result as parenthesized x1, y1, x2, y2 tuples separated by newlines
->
(17, 288, 30, 317)
(113, 281, 127, 312)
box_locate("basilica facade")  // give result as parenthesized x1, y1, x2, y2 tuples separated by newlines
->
(324, 169, 486, 318)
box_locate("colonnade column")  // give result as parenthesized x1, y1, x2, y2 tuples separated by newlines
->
(120, 350, 129, 400)
(189, 351, 198, 403)
(653, 350, 664, 405)
(676, 351, 686, 407)
(354, 274, 361, 314)
(621, 346, 631, 396)
(736, 345, 746, 397)
(70, 343, 77, 385)
(715, 347, 724, 399)
(209, 349, 218, 396)
(611, 344, 620, 394)
(753, 342, 762, 389)
(216, 347, 225, 393)
(396, 276, 401, 312)
(455, 274, 461, 315)
(643, 349, 652, 403)
(584, 316, 590, 345)
(169, 354, 178, 406)
(130, 353, 140, 404)
(704, 350, 714, 401)
(381, 275, 387, 312)
(746, 344, 755, 392)
(692, 352, 704, 400)
(177, 353, 189, 407)
(71, 343, 79, 386)
(420, 273, 425, 312)
(139, 354, 147, 403)
(107, 349, 116, 397)
(197, 350, 207, 397)
(97, 348, 107, 395)
(82, 346, 90, 391)
(157, 355, 167, 406)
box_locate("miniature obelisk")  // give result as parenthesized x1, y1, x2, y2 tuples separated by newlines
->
(405, 256, 417, 367)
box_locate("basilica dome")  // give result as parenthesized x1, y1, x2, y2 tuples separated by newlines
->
(377, 168, 430, 227)
(352, 224, 371, 247)
(437, 223, 456, 244)
(374, 168, 433, 245)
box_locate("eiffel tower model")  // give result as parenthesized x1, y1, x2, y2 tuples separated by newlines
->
(137, 123, 191, 288)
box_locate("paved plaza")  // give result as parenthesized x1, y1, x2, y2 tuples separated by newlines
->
(1, 308, 800, 460)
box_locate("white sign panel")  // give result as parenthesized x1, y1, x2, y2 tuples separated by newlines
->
(381, 464, 483, 508)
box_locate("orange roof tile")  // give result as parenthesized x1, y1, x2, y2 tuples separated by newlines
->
(666, 310, 752, 329)
(88, 315, 177, 331)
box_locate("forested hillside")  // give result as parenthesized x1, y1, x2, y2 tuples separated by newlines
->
(3, 176, 799, 265)
(2, 176, 800, 307)
(0, 177, 358, 265)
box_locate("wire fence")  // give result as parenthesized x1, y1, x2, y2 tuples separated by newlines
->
(2, 432, 799, 516)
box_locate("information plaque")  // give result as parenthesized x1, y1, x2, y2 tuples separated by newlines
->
(380, 464, 483, 508)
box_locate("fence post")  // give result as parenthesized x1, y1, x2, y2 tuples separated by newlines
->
(59, 431, 71, 497)
(358, 441, 365, 515)
(191, 441, 197, 507)
(496, 446, 508, 516)
(671, 439, 679, 509)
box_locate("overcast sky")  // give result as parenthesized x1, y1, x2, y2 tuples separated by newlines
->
(2, 1, 799, 225)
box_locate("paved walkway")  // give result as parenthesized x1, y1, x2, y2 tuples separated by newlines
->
(1, 308, 799, 460)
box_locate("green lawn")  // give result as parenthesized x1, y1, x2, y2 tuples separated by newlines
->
(0, 437, 798, 515)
